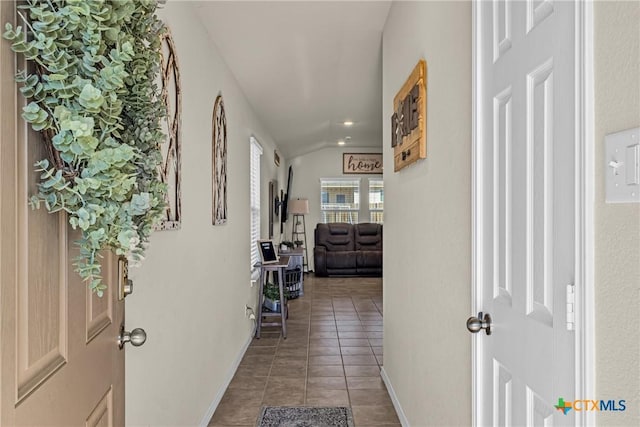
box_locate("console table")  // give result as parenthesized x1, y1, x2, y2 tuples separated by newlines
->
(256, 256, 290, 339)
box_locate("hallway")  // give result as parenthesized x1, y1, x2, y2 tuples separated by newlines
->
(208, 275, 399, 426)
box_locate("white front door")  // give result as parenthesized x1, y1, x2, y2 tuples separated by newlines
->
(474, 0, 578, 424)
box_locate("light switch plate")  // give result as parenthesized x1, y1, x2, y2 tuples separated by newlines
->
(605, 127, 640, 203)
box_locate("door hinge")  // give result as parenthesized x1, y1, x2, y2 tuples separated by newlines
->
(566, 284, 575, 331)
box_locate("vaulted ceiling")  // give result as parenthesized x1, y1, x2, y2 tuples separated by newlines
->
(194, 1, 391, 158)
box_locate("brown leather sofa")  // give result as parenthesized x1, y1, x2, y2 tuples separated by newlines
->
(314, 223, 382, 277)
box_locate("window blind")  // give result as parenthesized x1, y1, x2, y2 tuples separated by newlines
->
(368, 178, 384, 224)
(320, 178, 360, 224)
(250, 137, 263, 271)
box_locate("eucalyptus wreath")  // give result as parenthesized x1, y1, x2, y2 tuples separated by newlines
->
(3, 0, 167, 296)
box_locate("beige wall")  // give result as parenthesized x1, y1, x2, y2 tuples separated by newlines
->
(381, 1, 472, 425)
(287, 146, 382, 269)
(594, 1, 640, 425)
(125, 2, 282, 425)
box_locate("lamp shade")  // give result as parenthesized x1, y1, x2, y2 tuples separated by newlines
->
(289, 199, 309, 215)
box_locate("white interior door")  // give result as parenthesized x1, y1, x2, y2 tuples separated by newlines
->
(474, 0, 577, 425)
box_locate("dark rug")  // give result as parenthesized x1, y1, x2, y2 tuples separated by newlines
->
(256, 406, 354, 427)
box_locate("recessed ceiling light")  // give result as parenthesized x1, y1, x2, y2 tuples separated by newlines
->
(338, 140, 346, 146)
(343, 121, 354, 126)
(345, 136, 352, 140)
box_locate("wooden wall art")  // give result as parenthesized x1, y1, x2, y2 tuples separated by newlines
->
(212, 94, 228, 225)
(157, 28, 182, 230)
(391, 59, 427, 172)
(343, 153, 383, 174)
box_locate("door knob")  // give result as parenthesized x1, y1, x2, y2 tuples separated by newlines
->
(118, 325, 147, 349)
(466, 312, 492, 335)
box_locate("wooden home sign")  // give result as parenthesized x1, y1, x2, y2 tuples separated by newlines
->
(343, 153, 383, 174)
(391, 59, 427, 172)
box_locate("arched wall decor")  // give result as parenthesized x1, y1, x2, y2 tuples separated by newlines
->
(156, 28, 182, 231)
(212, 94, 228, 225)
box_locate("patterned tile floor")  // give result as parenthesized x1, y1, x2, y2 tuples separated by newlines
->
(208, 275, 400, 426)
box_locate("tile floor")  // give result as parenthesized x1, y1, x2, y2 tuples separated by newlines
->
(208, 275, 400, 427)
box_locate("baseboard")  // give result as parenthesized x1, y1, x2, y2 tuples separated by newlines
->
(380, 367, 410, 427)
(198, 325, 255, 427)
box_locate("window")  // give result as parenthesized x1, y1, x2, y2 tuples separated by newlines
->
(250, 137, 263, 271)
(320, 178, 360, 223)
(369, 178, 384, 223)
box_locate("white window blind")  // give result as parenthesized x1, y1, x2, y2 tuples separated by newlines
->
(320, 178, 360, 224)
(368, 178, 384, 224)
(250, 137, 263, 271)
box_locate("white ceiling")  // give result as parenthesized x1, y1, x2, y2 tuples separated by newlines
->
(193, 1, 391, 158)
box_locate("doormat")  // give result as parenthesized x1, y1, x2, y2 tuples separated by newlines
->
(256, 406, 354, 427)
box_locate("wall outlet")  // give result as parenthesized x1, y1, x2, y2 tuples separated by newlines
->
(245, 305, 255, 319)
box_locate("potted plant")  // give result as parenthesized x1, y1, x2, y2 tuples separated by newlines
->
(263, 282, 282, 312)
(280, 240, 294, 252)
(294, 240, 304, 248)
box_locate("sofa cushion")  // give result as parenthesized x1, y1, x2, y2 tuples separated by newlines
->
(315, 223, 355, 251)
(328, 223, 351, 235)
(356, 223, 380, 235)
(355, 223, 382, 250)
(326, 252, 357, 269)
(357, 251, 382, 268)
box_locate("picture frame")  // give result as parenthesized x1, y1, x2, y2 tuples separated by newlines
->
(343, 153, 383, 174)
(257, 240, 278, 264)
(269, 180, 279, 239)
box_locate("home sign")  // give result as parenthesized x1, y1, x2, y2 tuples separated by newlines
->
(391, 59, 427, 172)
(343, 153, 383, 175)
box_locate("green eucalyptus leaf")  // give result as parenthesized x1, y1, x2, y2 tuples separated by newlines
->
(78, 83, 104, 110)
(4, 0, 167, 294)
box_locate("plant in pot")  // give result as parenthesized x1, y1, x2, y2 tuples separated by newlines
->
(280, 240, 294, 251)
(263, 282, 282, 312)
(294, 240, 304, 248)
